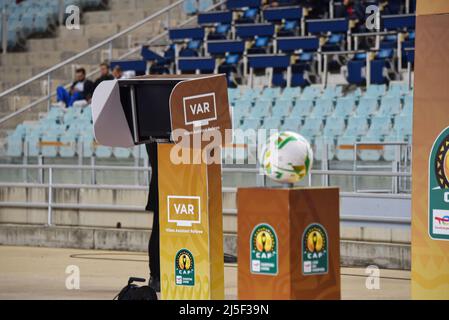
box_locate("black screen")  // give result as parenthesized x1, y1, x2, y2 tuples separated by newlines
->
(119, 80, 182, 142)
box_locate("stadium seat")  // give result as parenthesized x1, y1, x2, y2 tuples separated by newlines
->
(6, 133, 23, 157)
(291, 99, 313, 118)
(272, 99, 292, 118)
(394, 115, 413, 139)
(113, 148, 132, 159)
(310, 99, 334, 118)
(252, 100, 272, 118)
(299, 118, 323, 138)
(323, 117, 346, 139)
(356, 97, 378, 118)
(345, 117, 368, 137)
(333, 97, 355, 118)
(335, 136, 357, 161)
(314, 137, 335, 161)
(281, 118, 301, 132)
(378, 96, 402, 116)
(261, 117, 282, 130)
(59, 134, 77, 158)
(241, 118, 261, 131)
(358, 136, 382, 161)
(367, 116, 393, 137)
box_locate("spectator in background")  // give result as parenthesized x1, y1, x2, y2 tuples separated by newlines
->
(56, 68, 94, 108)
(94, 62, 114, 88)
(112, 65, 123, 79)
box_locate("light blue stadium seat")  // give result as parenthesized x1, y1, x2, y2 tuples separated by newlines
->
(322, 85, 343, 99)
(333, 97, 355, 118)
(113, 148, 132, 159)
(260, 87, 281, 101)
(367, 116, 392, 137)
(261, 117, 282, 130)
(356, 97, 378, 117)
(345, 117, 368, 137)
(80, 134, 94, 157)
(299, 118, 322, 138)
(252, 100, 272, 118)
(388, 82, 410, 97)
(383, 133, 404, 162)
(95, 145, 113, 158)
(41, 133, 58, 157)
(228, 88, 240, 101)
(232, 99, 252, 120)
(314, 136, 335, 161)
(335, 136, 357, 161)
(323, 117, 345, 138)
(281, 118, 301, 132)
(401, 95, 413, 117)
(25, 134, 40, 157)
(358, 136, 382, 161)
(291, 99, 313, 118)
(299, 86, 321, 100)
(378, 96, 401, 117)
(364, 84, 386, 98)
(241, 118, 261, 131)
(272, 99, 292, 118)
(310, 98, 334, 118)
(240, 89, 259, 101)
(7, 133, 23, 157)
(282, 87, 302, 99)
(394, 116, 413, 139)
(59, 134, 77, 158)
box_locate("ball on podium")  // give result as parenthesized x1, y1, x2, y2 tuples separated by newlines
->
(259, 131, 313, 184)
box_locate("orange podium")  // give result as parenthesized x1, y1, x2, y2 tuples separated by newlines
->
(237, 187, 341, 300)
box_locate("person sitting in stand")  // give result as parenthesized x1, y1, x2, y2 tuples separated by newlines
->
(112, 65, 124, 79)
(56, 68, 94, 108)
(94, 62, 115, 89)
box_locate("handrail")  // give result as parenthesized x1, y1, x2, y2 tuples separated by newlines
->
(0, 0, 225, 126)
(0, 163, 412, 177)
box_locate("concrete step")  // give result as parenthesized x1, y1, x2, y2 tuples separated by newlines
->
(0, 224, 411, 270)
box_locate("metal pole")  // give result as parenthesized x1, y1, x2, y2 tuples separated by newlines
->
(47, 73, 52, 111)
(38, 156, 44, 184)
(91, 156, 96, 184)
(366, 53, 371, 87)
(397, 33, 402, 74)
(1, 5, 7, 54)
(108, 41, 113, 61)
(407, 61, 412, 90)
(58, 0, 64, 25)
(47, 167, 53, 226)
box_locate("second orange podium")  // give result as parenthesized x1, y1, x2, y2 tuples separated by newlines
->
(237, 187, 341, 300)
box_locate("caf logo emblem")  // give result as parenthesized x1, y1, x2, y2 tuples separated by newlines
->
(302, 223, 328, 275)
(434, 132, 449, 189)
(175, 249, 195, 286)
(429, 126, 449, 240)
(250, 224, 278, 275)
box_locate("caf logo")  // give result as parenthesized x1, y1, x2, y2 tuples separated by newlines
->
(175, 249, 195, 286)
(429, 126, 449, 240)
(302, 223, 328, 275)
(305, 227, 326, 254)
(434, 133, 449, 189)
(253, 227, 275, 253)
(250, 224, 278, 275)
(177, 251, 193, 271)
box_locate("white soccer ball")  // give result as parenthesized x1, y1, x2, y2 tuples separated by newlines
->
(259, 131, 313, 184)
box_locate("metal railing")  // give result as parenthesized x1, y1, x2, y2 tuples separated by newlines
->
(0, 0, 225, 126)
(0, 163, 411, 226)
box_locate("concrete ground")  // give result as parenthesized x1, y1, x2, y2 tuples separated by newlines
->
(0, 246, 410, 300)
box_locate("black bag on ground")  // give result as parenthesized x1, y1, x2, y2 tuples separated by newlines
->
(114, 277, 158, 300)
